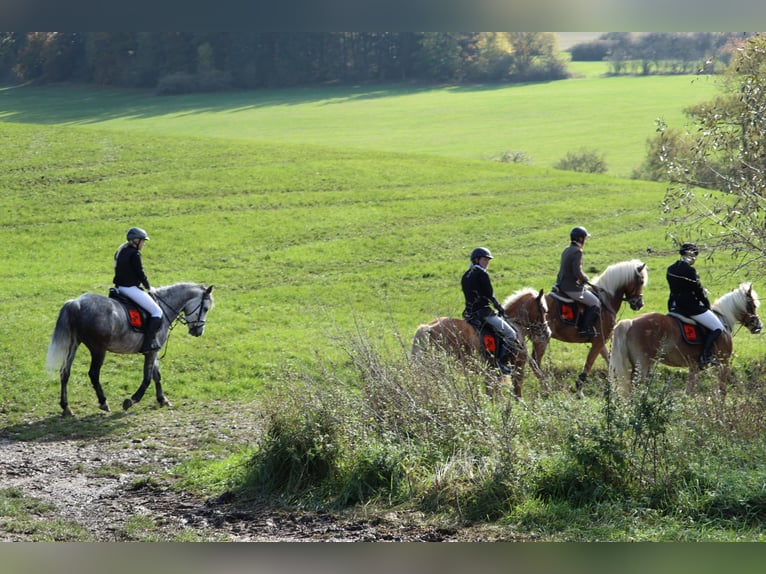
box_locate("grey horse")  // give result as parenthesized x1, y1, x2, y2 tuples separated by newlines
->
(46, 282, 214, 416)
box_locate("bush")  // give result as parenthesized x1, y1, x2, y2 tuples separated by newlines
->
(493, 150, 533, 165)
(554, 148, 608, 173)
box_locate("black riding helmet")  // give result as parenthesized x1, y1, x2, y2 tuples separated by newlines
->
(127, 227, 150, 241)
(680, 243, 699, 257)
(570, 226, 590, 242)
(470, 247, 493, 262)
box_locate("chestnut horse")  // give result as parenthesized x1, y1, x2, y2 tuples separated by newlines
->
(411, 288, 550, 399)
(532, 259, 648, 398)
(609, 282, 761, 398)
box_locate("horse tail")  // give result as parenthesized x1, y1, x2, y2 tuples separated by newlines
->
(608, 319, 633, 394)
(45, 301, 78, 376)
(411, 323, 432, 358)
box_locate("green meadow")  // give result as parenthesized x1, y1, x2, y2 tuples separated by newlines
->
(0, 69, 717, 178)
(1, 73, 764, 541)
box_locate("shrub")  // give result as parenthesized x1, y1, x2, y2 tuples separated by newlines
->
(493, 150, 533, 165)
(554, 148, 608, 173)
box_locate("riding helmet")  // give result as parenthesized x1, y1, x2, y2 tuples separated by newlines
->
(127, 227, 150, 241)
(570, 226, 590, 242)
(680, 242, 699, 257)
(470, 247, 493, 261)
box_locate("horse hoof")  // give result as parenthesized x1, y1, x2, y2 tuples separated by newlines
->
(99, 402, 110, 413)
(159, 398, 172, 408)
(122, 398, 134, 411)
(62, 407, 74, 417)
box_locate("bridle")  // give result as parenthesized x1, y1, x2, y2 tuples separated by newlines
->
(517, 294, 551, 341)
(154, 289, 210, 330)
(741, 295, 762, 334)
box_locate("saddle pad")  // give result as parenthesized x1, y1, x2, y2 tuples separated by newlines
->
(669, 314, 703, 344)
(109, 288, 146, 331)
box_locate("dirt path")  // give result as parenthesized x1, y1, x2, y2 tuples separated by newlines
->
(0, 406, 501, 542)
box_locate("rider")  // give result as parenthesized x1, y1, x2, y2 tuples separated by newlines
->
(113, 227, 164, 353)
(461, 247, 521, 375)
(666, 242, 725, 369)
(555, 226, 601, 338)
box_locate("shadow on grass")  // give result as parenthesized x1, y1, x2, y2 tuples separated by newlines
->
(1, 410, 138, 442)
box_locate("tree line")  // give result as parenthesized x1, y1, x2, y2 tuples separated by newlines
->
(570, 32, 750, 75)
(0, 32, 569, 93)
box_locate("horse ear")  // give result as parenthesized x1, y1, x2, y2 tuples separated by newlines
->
(538, 288, 545, 298)
(206, 285, 215, 294)
(638, 263, 646, 272)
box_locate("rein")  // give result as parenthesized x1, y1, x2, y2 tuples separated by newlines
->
(153, 289, 208, 329)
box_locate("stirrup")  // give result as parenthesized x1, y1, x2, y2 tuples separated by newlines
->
(699, 355, 720, 370)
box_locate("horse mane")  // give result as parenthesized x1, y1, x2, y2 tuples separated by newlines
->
(155, 282, 214, 307)
(592, 259, 647, 295)
(502, 287, 540, 308)
(713, 282, 758, 327)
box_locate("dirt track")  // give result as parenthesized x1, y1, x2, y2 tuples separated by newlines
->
(0, 405, 506, 542)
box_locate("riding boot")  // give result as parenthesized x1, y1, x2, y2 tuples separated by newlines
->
(141, 316, 163, 353)
(495, 336, 517, 375)
(578, 306, 599, 339)
(699, 328, 722, 370)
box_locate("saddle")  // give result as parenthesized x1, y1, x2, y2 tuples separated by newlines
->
(465, 317, 504, 363)
(550, 289, 581, 326)
(667, 312, 706, 345)
(108, 288, 148, 332)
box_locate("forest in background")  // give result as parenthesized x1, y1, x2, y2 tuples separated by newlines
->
(0, 32, 749, 94)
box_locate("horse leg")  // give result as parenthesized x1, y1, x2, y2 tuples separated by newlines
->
(87, 349, 110, 413)
(531, 339, 548, 380)
(717, 363, 729, 397)
(152, 361, 171, 408)
(575, 343, 603, 399)
(59, 347, 77, 417)
(123, 352, 156, 410)
(685, 367, 699, 396)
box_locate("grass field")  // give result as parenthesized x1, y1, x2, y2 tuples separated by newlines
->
(0, 69, 718, 178)
(1, 75, 764, 541)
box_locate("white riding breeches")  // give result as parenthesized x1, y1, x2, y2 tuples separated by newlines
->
(691, 309, 725, 332)
(485, 314, 519, 345)
(116, 285, 163, 318)
(564, 289, 601, 309)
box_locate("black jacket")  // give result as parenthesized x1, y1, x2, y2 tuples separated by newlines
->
(462, 264, 502, 320)
(113, 243, 151, 289)
(555, 242, 589, 292)
(666, 259, 709, 315)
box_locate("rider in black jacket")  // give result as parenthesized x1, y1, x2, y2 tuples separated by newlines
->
(114, 227, 164, 353)
(462, 247, 520, 375)
(555, 226, 601, 338)
(667, 243, 725, 369)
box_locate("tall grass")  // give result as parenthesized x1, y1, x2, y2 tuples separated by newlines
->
(212, 329, 766, 540)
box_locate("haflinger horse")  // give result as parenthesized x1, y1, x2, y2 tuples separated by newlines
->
(532, 259, 648, 398)
(46, 282, 215, 416)
(411, 288, 551, 400)
(609, 282, 761, 398)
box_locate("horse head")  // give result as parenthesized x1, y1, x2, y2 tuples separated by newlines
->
(741, 283, 762, 334)
(503, 287, 551, 342)
(183, 284, 215, 337)
(625, 263, 648, 311)
(593, 260, 647, 312)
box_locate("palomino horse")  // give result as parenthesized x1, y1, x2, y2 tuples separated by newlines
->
(532, 259, 648, 398)
(411, 288, 550, 399)
(609, 282, 761, 398)
(46, 282, 215, 416)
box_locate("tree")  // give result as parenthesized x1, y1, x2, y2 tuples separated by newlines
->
(662, 34, 766, 276)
